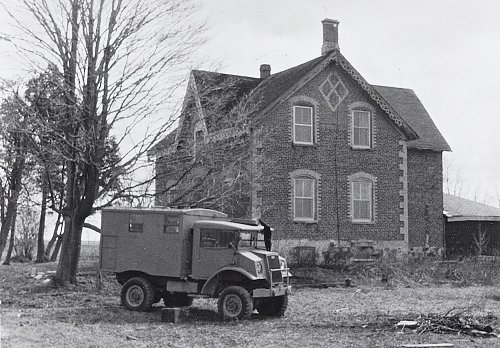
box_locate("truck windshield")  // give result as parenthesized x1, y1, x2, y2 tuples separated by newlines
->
(238, 231, 265, 249)
(199, 228, 265, 250)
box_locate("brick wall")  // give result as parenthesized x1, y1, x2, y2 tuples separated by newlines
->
(407, 149, 444, 248)
(258, 64, 405, 245)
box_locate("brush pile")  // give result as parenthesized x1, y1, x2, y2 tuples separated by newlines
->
(397, 311, 499, 338)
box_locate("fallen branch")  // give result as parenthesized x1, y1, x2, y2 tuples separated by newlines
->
(397, 312, 499, 338)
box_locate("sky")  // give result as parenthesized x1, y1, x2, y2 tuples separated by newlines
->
(199, 0, 500, 206)
(0, 0, 499, 240)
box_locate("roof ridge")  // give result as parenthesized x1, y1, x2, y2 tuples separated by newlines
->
(371, 84, 414, 91)
(192, 69, 261, 81)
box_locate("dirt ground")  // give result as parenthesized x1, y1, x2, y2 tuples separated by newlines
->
(1, 261, 500, 348)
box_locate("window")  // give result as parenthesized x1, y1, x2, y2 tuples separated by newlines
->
(352, 110, 371, 148)
(293, 177, 315, 220)
(352, 180, 372, 222)
(193, 129, 205, 158)
(293, 106, 313, 144)
(200, 229, 239, 248)
(129, 214, 144, 233)
(164, 215, 180, 234)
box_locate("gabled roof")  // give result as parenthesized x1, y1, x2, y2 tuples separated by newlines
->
(250, 55, 327, 115)
(149, 128, 177, 157)
(373, 85, 451, 151)
(153, 51, 450, 154)
(444, 193, 500, 222)
(191, 70, 261, 133)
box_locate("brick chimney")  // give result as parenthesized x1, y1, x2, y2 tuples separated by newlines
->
(260, 64, 271, 79)
(321, 19, 340, 55)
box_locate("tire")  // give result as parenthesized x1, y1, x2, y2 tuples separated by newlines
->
(163, 293, 194, 307)
(121, 277, 155, 312)
(256, 294, 288, 317)
(217, 286, 253, 321)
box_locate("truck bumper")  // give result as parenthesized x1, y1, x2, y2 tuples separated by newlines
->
(252, 285, 292, 298)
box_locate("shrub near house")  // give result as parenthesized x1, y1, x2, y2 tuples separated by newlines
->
(151, 19, 451, 262)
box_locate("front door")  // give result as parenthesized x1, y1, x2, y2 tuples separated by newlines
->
(191, 228, 238, 279)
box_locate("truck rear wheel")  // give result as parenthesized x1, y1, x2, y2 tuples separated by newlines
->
(121, 277, 155, 312)
(217, 286, 253, 321)
(256, 294, 288, 317)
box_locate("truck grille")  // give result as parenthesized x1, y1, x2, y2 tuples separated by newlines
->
(267, 255, 282, 284)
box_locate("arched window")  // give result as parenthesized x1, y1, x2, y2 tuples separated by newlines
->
(290, 96, 319, 145)
(193, 129, 205, 158)
(290, 169, 321, 221)
(348, 172, 377, 223)
(349, 102, 376, 149)
(293, 105, 314, 144)
(352, 110, 371, 148)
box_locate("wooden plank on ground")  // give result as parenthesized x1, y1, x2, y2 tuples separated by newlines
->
(400, 344, 454, 348)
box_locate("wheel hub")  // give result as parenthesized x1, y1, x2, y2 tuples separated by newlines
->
(127, 285, 144, 306)
(224, 294, 243, 317)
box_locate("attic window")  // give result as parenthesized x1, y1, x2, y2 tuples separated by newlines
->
(352, 110, 371, 149)
(195, 130, 205, 143)
(194, 129, 205, 157)
(293, 106, 314, 145)
(129, 214, 144, 233)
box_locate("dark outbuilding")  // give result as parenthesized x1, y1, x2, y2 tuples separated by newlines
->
(444, 194, 500, 257)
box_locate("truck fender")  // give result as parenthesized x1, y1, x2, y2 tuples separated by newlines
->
(201, 267, 258, 296)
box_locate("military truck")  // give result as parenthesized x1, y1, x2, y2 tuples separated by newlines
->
(99, 207, 291, 320)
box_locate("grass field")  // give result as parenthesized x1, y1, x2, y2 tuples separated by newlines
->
(1, 258, 500, 348)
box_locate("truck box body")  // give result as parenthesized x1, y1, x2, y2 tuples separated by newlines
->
(100, 207, 227, 277)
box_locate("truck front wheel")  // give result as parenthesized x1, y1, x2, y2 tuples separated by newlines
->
(121, 277, 155, 312)
(217, 286, 253, 321)
(256, 294, 288, 317)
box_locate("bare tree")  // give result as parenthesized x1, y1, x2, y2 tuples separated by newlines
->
(0, 91, 31, 259)
(2, 207, 17, 265)
(152, 72, 269, 219)
(472, 222, 490, 256)
(3, 0, 204, 283)
(443, 156, 464, 197)
(13, 204, 39, 261)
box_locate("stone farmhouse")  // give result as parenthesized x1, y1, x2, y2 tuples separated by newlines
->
(151, 19, 451, 260)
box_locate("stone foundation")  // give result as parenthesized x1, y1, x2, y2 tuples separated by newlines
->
(272, 238, 443, 264)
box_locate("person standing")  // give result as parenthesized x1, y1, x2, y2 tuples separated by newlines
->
(258, 218, 272, 251)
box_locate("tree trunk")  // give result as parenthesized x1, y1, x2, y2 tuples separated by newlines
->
(50, 232, 64, 262)
(54, 0, 81, 286)
(0, 182, 23, 259)
(44, 213, 62, 260)
(3, 208, 17, 265)
(0, 178, 5, 224)
(0, 143, 26, 259)
(55, 216, 84, 284)
(35, 183, 48, 263)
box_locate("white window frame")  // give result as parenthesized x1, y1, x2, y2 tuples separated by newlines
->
(193, 129, 205, 158)
(351, 109, 371, 149)
(293, 177, 315, 221)
(351, 180, 372, 222)
(293, 105, 314, 145)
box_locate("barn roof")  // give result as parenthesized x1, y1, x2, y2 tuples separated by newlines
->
(444, 193, 500, 222)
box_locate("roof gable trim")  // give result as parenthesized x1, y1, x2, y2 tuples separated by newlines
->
(257, 51, 418, 141)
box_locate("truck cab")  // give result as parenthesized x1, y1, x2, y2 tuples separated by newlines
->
(99, 207, 291, 320)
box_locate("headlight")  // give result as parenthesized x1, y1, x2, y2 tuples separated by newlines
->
(256, 261, 263, 274)
(280, 259, 286, 269)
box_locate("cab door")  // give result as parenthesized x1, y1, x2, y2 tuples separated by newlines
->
(191, 228, 237, 279)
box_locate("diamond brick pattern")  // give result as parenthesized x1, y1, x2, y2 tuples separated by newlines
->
(319, 72, 349, 111)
